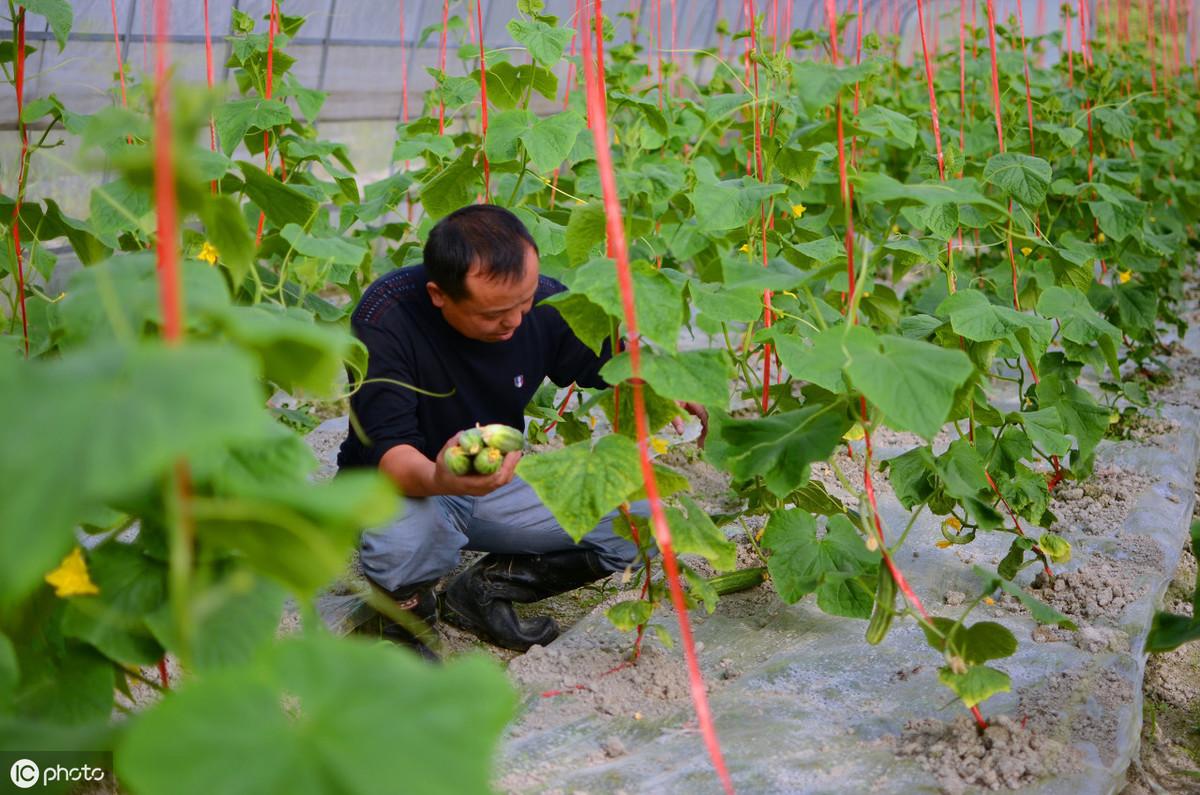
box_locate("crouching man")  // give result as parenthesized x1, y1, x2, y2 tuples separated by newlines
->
(337, 205, 700, 659)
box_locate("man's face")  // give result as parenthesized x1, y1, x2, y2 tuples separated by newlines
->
(427, 246, 541, 343)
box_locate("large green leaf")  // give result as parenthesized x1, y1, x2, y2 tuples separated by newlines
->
(1019, 408, 1073, 457)
(709, 405, 850, 497)
(420, 151, 482, 220)
(771, 325, 875, 393)
(974, 565, 1078, 629)
(507, 18, 573, 66)
(0, 344, 271, 606)
(761, 512, 879, 604)
(89, 179, 152, 247)
(569, 258, 685, 351)
(565, 202, 607, 266)
(117, 634, 515, 795)
(22, 0, 73, 50)
(666, 496, 737, 571)
(199, 194, 255, 286)
(983, 153, 1053, 207)
(280, 224, 367, 266)
(520, 111, 586, 172)
(215, 99, 292, 156)
(483, 108, 534, 163)
(238, 162, 319, 228)
(539, 292, 612, 355)
(939, 288, 1053, 361)
(600, 349, 732, 406)
(516, 435, 645, 542)
(61, 544, 165, 666)
(687, 177, 787, 232)
(845, 335, 975, 440)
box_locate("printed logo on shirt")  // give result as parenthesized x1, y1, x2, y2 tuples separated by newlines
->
(513, 374, 524, 388)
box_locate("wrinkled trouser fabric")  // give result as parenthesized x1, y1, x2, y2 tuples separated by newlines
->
(360, 476, 647, 593)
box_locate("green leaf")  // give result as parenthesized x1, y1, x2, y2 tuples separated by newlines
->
(569, 258, 684, 351)
(845, 335, 975, 440)
(22, 0, 73, 50)
(507, 18, 573, 66)
(1094, 107, 1134, 140)
(856, 105, 918, 147)
(709, 405, 850, 497)
(89, 179, 152, 248)
(419, 150, 482, 220)
(1037, 532, 1072, 564)
(118, 634, 515, 795)
(975, 565, 1078, 629)
(61, 544, 165, 666)
(922, 618, 1018, 664)
(516, 435, 645, 542)
(565, 202, 607, 266)
(600, 349, 732, 406)
(666, 496, 737, 571)
(938, 664, 1011, 708)
(199, 194, 255, 286)
(607, 600, 654, 631)
(1019, 407, 1073, 457)
(882, 446, 938, 510)
(280, 224, 367, 266)
(817, 574, 877, 619)
(214, 304, 361, 397)
(521, 111, 586, 172)
(940, 288, 1053, 361)
(688, 177, 787, 232)
(484, 62, 558, 110)
(539, 292, 612, 355)
(0, 344, 272, 606)
(194, 472, 399, 595)
(215, 99, 293, 156)
(238, 162, 319, 228)
(761, 512, 879, 604)
(182, 572, 287, 672)
(689, 281, 764, 323)
(775, 147, 820, 187)
(1145, 613, 1200, 653)
(483, 108, 534, 163)
(771, 325, 874, 393)
(983, 153, 1053, 207)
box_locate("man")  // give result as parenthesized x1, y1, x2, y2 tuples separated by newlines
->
(338, 204, 679, 659)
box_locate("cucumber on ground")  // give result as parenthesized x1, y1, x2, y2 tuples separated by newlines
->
(706, 567, 767, 595)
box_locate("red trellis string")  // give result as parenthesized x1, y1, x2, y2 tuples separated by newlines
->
(254, 1, 281, 247)
(9, 7, 30, 357)
(203, 0, 217, 193)
(579, 3, 734, 790)
(437, 0, 450, 134)
(983, 0, 1023, 311)
(476, 0, 491, 200)
(109, 0, 131, 111)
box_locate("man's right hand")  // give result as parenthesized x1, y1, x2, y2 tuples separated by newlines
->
(431, 431, 522, 497)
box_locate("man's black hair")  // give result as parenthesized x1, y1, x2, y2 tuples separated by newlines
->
(424, 204, 539, 301)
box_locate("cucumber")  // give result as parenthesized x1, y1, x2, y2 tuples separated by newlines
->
(474, 446, 503, 475)
(865, 566, 897, 645)
(479, 423, 525, 453)
(705, 566, 767, 595)
(444, 445, 472, 476)
(458, 428, 484, 455)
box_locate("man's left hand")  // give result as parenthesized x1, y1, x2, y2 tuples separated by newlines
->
(672, 401, 709, 448)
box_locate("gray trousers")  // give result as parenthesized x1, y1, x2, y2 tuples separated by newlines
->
(360, 477, 647, 593)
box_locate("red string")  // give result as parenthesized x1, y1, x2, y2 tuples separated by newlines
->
(109, 0, 131, 111)
(825, 0, 856, 321)
(153, 0, 181, 343)
(1145, 0, 1158, 94)
(437, 0, 450, 134)
(476, 0, 491, 200)
(157, 657, 170, 687)
(254, 0, 280, 247)
(654, 0, 664, 107)
(916, 0, 946, 180)
(1016, 0, 1036, 154)
(580, 4, 733, 790)
(203, 0, 217, 193)
(9, 9, 30, 357)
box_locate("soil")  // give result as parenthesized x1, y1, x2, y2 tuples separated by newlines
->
(1027, 559, 1145, 623)
(894, 714, 1080, 795)
(1049, 467, 1157, 538)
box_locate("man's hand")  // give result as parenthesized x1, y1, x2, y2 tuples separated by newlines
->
(671, 401, 709, 448)
(431, 431, 522, 496)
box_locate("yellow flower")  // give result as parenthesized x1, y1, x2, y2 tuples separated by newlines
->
(739, 243, 751, 253)
(943, 516, 963, 531)
(650, 437, 669, 455)
(891, 224, 900, 235)
(45, 547, 100, 598)
(1020, 246, 1033, 256)
(791, 203, 807, 218)
(842, 423, 865, 441)
(1118, 270, 1132, 284)
(1097, 232, 1107, 243)
(613, 131, 620, 145)
(197, 241, 219, 265)
(935, 539, 953, 549)
(983, 596, 996, 605)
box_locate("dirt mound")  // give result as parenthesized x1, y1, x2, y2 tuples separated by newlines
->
(1026, 558, 1145, 623)
(895, 714, 1079, 794)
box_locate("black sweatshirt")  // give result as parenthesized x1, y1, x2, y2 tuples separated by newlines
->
(337, 265, 610, 470)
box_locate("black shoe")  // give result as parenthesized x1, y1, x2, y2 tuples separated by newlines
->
(440, 549, 610, 652)
(371, 579, 440, 662)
